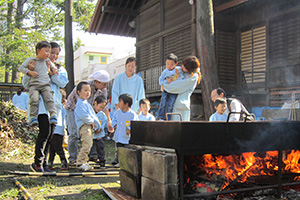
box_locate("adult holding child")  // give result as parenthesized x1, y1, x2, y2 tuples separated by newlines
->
(163, 56, 202, 121)
(22, 41, 69, 172)
(111, 57, 145, 114)
(65, 70, 112, 165)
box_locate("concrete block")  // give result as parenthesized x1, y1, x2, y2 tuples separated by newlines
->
(142, 150, 177, 184)
(119, 145, 142, 175)
(119, 169, 141, 198)
(141, 176, 178, 200)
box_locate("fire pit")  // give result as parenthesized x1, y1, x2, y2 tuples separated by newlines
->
(130, 121, 300, 199)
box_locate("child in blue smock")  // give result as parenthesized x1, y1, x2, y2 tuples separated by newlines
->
(90, 96, 108, 168)
(74, 81, 101, 171)
(111, 93, 138, 167)
(157, 53, 184, 120)
(209, 98, 228, 122)
(138, 99, 155, 121)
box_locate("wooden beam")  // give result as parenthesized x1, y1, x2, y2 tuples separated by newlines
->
(215, 0, 249, 13)
(102, 5, 138, 15)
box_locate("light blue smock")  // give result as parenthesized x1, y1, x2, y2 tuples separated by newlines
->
(94, 111, 107, 139)
(209, 112, 228, 122)
(138, 113, 155, 121)
(12, 92, 29, 111)
(111, 109, 138, 144)
(111, 72, 145, 113)
(163, 72, 198, 121)
(74, 98, 100, 133)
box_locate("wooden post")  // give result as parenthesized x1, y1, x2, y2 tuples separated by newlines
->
(65, 0, 74, 96)
(195, 0, 219, 120)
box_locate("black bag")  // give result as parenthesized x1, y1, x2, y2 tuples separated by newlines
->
(227, 98, 255, 121)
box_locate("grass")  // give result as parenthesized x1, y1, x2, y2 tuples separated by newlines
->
(0, 139, 118, 200)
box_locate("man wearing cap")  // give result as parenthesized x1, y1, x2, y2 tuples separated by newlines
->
(65, 70, 112, 165)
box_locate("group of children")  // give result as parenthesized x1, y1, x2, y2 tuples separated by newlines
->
(19, 41, 225, 172)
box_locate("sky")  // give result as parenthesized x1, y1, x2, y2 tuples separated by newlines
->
(72, 27, 136, 60)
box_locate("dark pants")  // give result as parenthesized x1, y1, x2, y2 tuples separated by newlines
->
(34, 114, 55, 167)
(93, 138, 105, 162)
(157, 90, 177, 120)
(48, 134, 68, 165)
(115, 142, 128, 163)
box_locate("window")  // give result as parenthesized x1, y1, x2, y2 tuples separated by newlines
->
(89, 55, 94, 61)
(100, 56, 107, 64)
(241, 26, 266, 84)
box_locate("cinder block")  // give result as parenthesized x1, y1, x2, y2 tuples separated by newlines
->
(141, 176, 178, 200)
(142, 150, 177, 184)
(119, 145, 142, 175)
(120, 169, 141, 198)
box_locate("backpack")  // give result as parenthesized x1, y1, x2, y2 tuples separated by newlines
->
(227, 98, 255, 121)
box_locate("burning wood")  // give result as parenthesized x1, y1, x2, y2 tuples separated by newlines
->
(184, 150, 300, 195)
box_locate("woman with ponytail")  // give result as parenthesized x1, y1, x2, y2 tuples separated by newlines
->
(163, 56, 201, 121)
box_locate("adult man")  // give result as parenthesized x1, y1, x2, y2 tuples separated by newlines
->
(65, 70, 112, 165)
(211, 87, 252, 121)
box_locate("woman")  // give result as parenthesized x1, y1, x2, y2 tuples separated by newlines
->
(24, 42, 69, 172)
(164, 56, 201, 121)
(12, 86, 29, 111)
(111, 57, 145, 114)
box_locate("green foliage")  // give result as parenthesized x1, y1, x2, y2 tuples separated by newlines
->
(74, 38, 85, 51)
(0, 0, 97, 81)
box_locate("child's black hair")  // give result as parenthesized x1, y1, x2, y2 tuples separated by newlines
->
(76, 81, 89, 94)
(95, 95, 107, 105)
(36, 41, 51, 55)
(166, 53, 178, 63)
(214, 98, 226, 108)
(125, 57, 136, 65)
(119, 93, 133, 108)
(139, 98, 150, 107)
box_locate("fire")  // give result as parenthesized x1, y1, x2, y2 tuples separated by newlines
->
(185, 150, 300, 192)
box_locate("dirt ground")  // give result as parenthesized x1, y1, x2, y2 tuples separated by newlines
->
(0, 139, 119, 200)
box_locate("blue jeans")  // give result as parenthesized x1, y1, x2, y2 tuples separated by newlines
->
(66, 109, 79, 162)
(157, 90, 177, 120)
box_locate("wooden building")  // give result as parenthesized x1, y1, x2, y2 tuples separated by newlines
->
(89, 0, 300, 117)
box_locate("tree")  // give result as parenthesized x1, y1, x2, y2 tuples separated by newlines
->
(73, 38, 84, 51)
(0, 0, 97, 83)
(196, 0, 219, 120)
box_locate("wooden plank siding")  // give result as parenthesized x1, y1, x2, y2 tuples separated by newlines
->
(137, 0, 194, 94)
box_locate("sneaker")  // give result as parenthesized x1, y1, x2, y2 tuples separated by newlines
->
(88, 157, 98, 163)
(50, 115, 57, 125)
(29, 117, 38, 126)
(112, 159, 118, 165)
(43, 165, 55, 173)
(30, 163, 43, 172)
(114, 163, 119, 168)
(100, 161, 106, 169)
(77, 163, 93, 171)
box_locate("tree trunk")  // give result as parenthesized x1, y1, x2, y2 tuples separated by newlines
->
(195, 0, 219, 120)
(5, 2, 13, 83)
(65, 0, 74, 96)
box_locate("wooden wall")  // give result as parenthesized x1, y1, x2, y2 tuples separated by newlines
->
(136, 0, 194, 95)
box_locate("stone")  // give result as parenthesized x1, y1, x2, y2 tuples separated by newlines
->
(118, 145, 142, 175)
(141, 176, 178, 200)
(142, 150, 177, 184)
(119, 169, 141, 198)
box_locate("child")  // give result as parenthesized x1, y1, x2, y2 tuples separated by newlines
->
(138, 99, 155, 121)
(18, 41, 57, 126)
(48, 89, 68, 170)
(157, 53, 182, 120)
(74, 81, 101, 171)
(209, 98, 228, 122)
(90, 96, 108, 168)
(111, 93, 138, 167)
